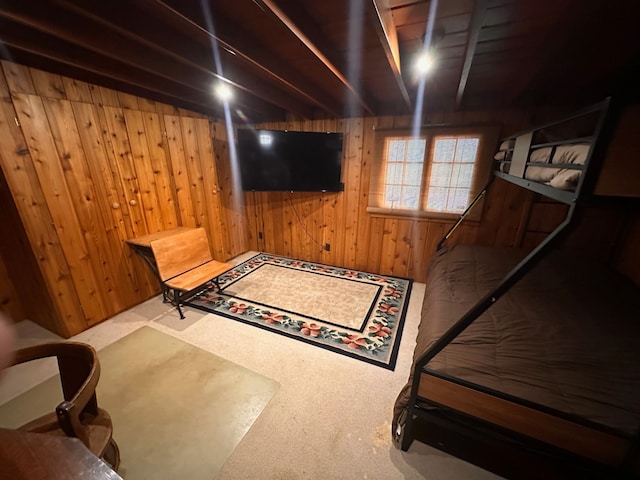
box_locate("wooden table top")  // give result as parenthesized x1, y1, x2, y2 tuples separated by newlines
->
(0, 428, 122, 480)
(125, 226, 195, 248)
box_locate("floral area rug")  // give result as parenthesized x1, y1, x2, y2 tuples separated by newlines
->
(184, 253, 413, 370)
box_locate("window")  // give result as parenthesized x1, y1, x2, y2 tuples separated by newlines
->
(382, 137, 426, 209)
(369, 126, 499, 219)
(426, 136, 479, 213)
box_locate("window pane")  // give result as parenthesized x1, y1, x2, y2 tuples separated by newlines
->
(426, 187, 448, 211)
(387, 140, 405, 161)
(403, 163, 423, 186)
(429, 163, 452, 187)
(407, 139, 426, 163)
(400, 186, 420, 209)
(433, 138, 455, 163)
(446, 188, 470, 212)
(381, 136, 426, 211)
(384, 185, 401, 207)
(386, 163, 403, 185)
(451, 164, 474, 188)
(426, 136, 480, 214)
(454, 138, 479, 163)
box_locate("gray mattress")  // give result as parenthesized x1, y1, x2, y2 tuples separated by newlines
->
(393, 245, 640, 436)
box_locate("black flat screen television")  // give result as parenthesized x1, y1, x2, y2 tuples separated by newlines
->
(237, 129, 344, 192)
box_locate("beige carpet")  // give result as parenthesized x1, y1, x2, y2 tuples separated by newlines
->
(0, 327, 279, 479)
(227, 263, 379, 328)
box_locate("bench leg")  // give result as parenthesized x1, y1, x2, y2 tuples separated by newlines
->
(174, 289, 185, 319)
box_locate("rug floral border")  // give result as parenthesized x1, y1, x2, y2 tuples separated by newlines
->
(184, 253, 413, 370)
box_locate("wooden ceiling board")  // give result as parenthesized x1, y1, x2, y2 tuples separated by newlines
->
(486, 0, 519, 8)
(431, 0, 475, 18)
(436, 32, 469, 49)
(478, 16, 564, 44)
(388, 0, 426, 9)
(436, 13, 472, 35)
(471, 49, 536, 66)
(483, 0, 572, 28)
(396, 22, 430, 42)
(391, 2, 431, 26)
(474, 36, 540, 55)
(434, 44, 467, 59)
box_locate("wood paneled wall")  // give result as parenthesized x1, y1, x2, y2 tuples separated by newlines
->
(0, 163, 55, 327)
(245, 112, 540, 283)
(0, 59, 636, 337)
(0, 252, 24, 323)
(0, 60, 246, 336)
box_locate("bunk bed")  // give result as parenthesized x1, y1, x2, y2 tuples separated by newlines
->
(392, 99, 640, 478)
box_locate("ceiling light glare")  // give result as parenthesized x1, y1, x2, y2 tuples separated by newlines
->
(415, 50, 435, 75)
(215, 83, 233, 101)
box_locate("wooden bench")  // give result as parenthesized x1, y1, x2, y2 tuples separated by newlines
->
(150, 228, 233, 319)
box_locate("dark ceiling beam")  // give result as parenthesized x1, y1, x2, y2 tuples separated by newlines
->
(53, 0, 313, 119)
(257, 0, 376, 116)
(367, 0, 412, 110)
(147, 0, 343, 118)
(455, 0, 487, 108)
(0, 22, 282, 121)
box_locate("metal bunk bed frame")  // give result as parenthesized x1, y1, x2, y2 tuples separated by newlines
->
(397, 97, 639, 474)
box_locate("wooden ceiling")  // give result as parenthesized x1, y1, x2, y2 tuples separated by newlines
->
(1, 0, 639, 122)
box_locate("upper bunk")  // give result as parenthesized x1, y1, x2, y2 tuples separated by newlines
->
(492, 98, 640, 204)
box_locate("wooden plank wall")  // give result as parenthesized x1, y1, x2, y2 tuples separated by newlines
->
(245, 112, 540, 283)
(0, 60, 246, 337)
(1, 59, 636, 336)
(0, 164, 56, 327)
(0, 254, 23, 323)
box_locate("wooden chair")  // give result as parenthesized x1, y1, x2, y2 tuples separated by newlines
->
(11, 342, 120, 471)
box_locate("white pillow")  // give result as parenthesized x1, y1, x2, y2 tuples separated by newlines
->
(530, 147, 552, 163)
(525, 147, 556, 182)
(493, 140, 514, 160)
(548, 144, 590, 190)
(549, 170, 581, 189)
(552, 144, 590, 165)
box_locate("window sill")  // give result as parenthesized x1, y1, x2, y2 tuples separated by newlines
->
(366, 206, 481, 222)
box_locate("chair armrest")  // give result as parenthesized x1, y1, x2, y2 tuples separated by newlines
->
(55, 401, 80, 440)
(12, 342, 101, 442)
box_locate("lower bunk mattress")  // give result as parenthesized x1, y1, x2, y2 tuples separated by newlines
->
(393, 245, 640, 439)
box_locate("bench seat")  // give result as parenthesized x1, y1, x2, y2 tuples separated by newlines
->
(164, 260, 233, 292)
(150, 228, 233, 318)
